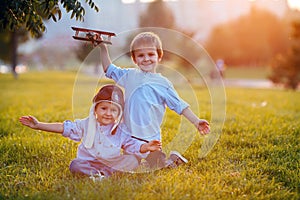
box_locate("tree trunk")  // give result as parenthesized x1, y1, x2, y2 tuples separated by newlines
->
(11, 31, 18, 79)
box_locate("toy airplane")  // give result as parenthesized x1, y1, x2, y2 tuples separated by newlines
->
(71, 26, 116, 45)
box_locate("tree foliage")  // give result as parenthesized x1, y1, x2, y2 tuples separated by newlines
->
(205, 6, 289, 66)
(0, 0, 99, 38)
(269, 20, 300, 90)
(0, 0, 99, 78)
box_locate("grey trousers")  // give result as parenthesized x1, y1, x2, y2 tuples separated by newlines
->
(69, 155, 139, 177)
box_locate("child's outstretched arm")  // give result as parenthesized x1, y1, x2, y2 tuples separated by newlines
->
(181, 108, 210, 135)
(140, 140, 162, 153)
(98, 42, 112, 72)
(19, 115, 64, 134)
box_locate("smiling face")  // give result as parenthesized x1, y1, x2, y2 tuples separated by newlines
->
(130, 32, 163, 73)
(133, 46, 161, 73)
(95, 101, 120, 126)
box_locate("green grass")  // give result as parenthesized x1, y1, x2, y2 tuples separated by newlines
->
(225, 66, 271, 79)
(0, 71, 299, 200)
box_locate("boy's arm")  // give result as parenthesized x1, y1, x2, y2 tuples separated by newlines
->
(181, 108, 210, 135)
(19, 115, 64, 134)
(99, 43, 112, 72)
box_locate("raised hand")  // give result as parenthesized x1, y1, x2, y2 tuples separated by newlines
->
(19, 115, 39, 129)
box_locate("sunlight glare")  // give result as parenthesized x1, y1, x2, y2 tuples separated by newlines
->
(288, 0, 300, 11)
(122, 0, 177, 3)
(122, 0, 136, 4)
(140, 0, 155, 2)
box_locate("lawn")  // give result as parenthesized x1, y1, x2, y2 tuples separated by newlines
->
(0, 71, 299, 200)
(224, 66, 271, 79)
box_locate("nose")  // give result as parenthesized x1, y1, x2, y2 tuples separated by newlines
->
(144, 55, 150, 61)
(106, 108, 112, 115)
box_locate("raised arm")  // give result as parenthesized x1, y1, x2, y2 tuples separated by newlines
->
(181, 108, 210, 135)
(19, 115, 64, 134)
(98, 43, 112, 72)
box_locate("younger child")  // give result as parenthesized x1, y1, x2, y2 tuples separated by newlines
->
(99, 32, 210, 169)
(19, 84, 161, 180)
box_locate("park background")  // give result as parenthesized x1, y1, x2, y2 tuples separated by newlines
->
(0, 0, 300, 199)
(1, 0, 300, 87)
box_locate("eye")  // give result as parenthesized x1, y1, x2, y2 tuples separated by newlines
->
(111, 108, 119, 115)
(97, 105, 107, 111)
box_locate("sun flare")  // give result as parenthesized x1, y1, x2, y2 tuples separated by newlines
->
(288, 0, 300, 11)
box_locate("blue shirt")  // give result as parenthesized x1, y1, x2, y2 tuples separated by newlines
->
(106, 64, 189, 141)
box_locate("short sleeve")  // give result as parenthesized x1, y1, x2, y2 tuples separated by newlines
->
(165, 86, 189, 114)
(106, 64, 129, 85)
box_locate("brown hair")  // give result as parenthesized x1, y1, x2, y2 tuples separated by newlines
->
(130, 32, 163, 62)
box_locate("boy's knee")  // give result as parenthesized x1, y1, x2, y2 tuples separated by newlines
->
(69, 159, 84, 174)
(128, 155, 139, 167)
(146, 151, 166, 169)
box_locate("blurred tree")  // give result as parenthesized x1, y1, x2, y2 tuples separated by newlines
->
(75, 43, 100, 73)
(0, 30, 13, 64)
(205, 6, 289, 66)
(139, 0, 175, 29)
(0, 28, 29, 74)
(269, 20, 300, 90)
(138, 0, 200, 72)
(125, 0, 176, 62)
(0, 0, 99, 78)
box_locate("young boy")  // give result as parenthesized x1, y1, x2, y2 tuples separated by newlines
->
(99, 32, 210, 169)
(19, 84, 161, 180)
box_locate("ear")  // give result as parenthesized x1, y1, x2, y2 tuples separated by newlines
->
(131, 55, 136, 63)
(94, 104, 98, 117)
